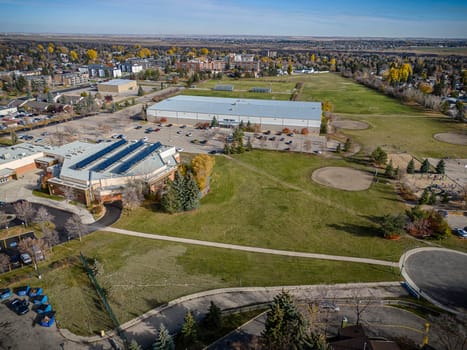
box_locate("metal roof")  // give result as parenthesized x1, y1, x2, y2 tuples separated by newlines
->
(98, 79, 135, 86)
(148, 95, 322, 120)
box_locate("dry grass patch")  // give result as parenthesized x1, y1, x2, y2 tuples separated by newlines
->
(311, 167, 373, 191)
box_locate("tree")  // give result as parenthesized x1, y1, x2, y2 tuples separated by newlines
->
(419, 188, 431, 204)
(179, 311, 198, 347)
(379, 214, 406, 239)
(200, 47, 209, 56)
(70, 50, 78, 62)
(161, 171, 185, 214)
(420, 158, 430, 173)
(137, 85, 144, 96)
(153, 323, 174, 350)
(343, 138, 351, 152)
(203, 301, 222, 332)
(429, 314, 467, 350)
(182, 172, 201, 211)
(210, 116, 219, 128)
(406, 158, 415, 174)
(34, 206, 55, 231)
(384, 159, 394, 178)
(42, 225, 60, 250)
(261, 290, 307, 349)
(61, 186, 75, 202)
(86, 49, 98, 62)
(287, 63, 293, 75)
(371, 146, 387, 165)
(435, 159, 446, 174)
(13, 201, 34, 226)
(10, 130, 18, 145)
(191, 154, 215, 192)
(128, 339, 142, 350)
(122, 181, 144, 212)
(0, 253, 10, 273)
(65, 214, 86, 241)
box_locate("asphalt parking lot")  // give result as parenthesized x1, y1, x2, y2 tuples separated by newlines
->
(18, 111, 328, 156)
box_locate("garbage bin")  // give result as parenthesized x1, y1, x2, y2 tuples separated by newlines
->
(341, 316, 348, 328)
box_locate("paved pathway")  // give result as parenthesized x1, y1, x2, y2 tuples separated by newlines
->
(102, 227, 398, 267)
(60, 282, 407, 349)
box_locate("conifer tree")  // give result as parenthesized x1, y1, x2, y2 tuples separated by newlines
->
(153, 323, 174, 350)
(420, 159, 430, 173)
(384, 159, 394, 178)
(435, 159, 445, 174)
(407, 159, 415, 174)
(180, 311, 198, 347)
(183, 172, 200, 211)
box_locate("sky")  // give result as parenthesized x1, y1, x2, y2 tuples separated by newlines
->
(0, 0, 466, 38)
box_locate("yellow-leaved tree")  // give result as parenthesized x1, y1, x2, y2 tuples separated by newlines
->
(70, 50, 78, 62)
(86, 49, 98, 62)
(191, 154, 215, 192)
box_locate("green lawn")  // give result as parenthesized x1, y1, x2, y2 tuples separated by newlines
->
(336, 113, 467, 158)
(182, 88, 291, 100)
(116, 151, 425, 261)
(1, 232, 400, 335)
(190, 77, 296, 93)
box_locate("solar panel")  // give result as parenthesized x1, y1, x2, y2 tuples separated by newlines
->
(91, 140, 145, 172)
(250, 87, 272, 93)
(113, 142, 161, 174)
(72, 139, 127, 169)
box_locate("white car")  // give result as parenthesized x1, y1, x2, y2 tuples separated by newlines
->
(176, 147, 184, 152)
(20, 253, 32, 265)
(319, 301, 340, 312)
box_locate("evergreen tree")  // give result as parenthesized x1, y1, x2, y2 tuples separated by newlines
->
(203, 301, 222, 332)
(210, 116, 219, 128)
(239, 120, 245, 130)
(10, 130, 18, 145)
(371, 146, 388, 165)
(428, 192, 437, 205)
(246, 138, 253, 151)
(262, 290, 307, 349)
(128, 339, 142, 350)
(407, 159, 415, 174)
(47, 91, 54, 103)
(161, 174, 184, 214)
(420, 159, 430, 173)
(343, 138, 351, 152)
(223, 143, 231, 155)
(419, 188, 430, 204)
(137, 85, 144, 96)
(153, 323, 174, 350)
(183, 172, 200, 211)
(180, 311, 198, 347)
(384, 159, 394, 178)
(435, 159, 445, 174)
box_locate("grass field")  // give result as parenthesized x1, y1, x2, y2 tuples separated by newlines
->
(338, 113, 467, 158)
(182, 88, 290, 100)
(116, 151, 426, 261)
(2, 232, 399, 335)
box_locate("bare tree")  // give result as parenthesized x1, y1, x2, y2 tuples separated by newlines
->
(34, 206, 55, 231)
(42, 225, 60, 250)
(351, 290, 374, 325)
(65, 214, 86, 241)
(61, 186, 75, 203)
(429, 314, 467, 350)
(13, 201, 34, 226)
(121, 180, 144, 212)
(0, 253, 10, 273)
(18, 237, 48, 271)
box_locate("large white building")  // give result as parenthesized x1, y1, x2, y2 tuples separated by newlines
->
(147, 95, 322, 131)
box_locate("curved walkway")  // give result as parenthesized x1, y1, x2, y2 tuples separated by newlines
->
(102, 227, 398, 267)
(60, 282, 407, 349)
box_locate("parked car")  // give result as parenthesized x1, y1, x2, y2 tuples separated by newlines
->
(134, 125, 142, 129)
(176, 148, 184, 152)
(9, 298, 30, 315)
(186, 132, 193, 137)
(319, 301, 340, 312)
(9, 255, 21, 268)
(154, 128, 160, 132)
(285, 140, 293, 145)
(453, 228, 467, 239)
(0, 288, 12, 301)
(180, 125, 187, 129)
(20, 253, 32, 265)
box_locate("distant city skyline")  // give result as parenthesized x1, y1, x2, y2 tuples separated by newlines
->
(1, 0, 466, 38)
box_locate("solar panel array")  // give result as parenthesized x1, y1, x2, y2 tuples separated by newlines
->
(250, 87, 272, 93)
(113, 142, 161, 174)
(72, 139, 127, 169)
(213, 84, 234, 91)
(91, 140, 145, 172)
